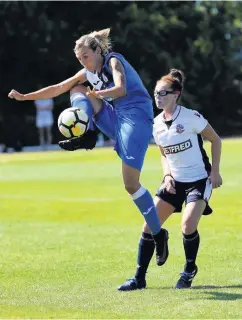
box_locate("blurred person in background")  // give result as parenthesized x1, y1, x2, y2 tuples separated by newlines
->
(118, 69, 223, 291)
(8, 28, 169, 277)
(1, 100, 23, 153)
(34, 96, 54, 149)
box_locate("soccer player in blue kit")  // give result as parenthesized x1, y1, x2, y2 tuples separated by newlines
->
(8, 28, 169, 269)
(118, 69, 223, 291)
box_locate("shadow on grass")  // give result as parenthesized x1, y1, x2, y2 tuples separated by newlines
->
(149, 285, 242, 300)
(197, 291, 242, 300)
(149, 284, 242, 290)
(192, 285, 242, 290)
(192, 285, 242, 301)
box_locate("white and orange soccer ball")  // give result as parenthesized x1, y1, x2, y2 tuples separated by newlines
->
(58, 107, 89, 138)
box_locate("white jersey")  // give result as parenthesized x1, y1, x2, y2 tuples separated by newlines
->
(85, 70, 106, 91)
(153, 106, 211, 182)
(85, 69, 113, 102)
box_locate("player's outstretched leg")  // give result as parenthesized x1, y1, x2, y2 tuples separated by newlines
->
(118, 232, 155, 291)
(59, 87, 100, 151)
(58, 130, 97, 151)
(118, 278, 146, 291)
(131, 187, 169, 266)
(70, 90, 95, 131)
(123, 147, 170, 267)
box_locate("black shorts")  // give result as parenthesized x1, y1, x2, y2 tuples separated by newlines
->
(155, 177, 213, 215)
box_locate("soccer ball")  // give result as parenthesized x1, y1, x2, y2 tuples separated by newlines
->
(58, 107, 89, 138)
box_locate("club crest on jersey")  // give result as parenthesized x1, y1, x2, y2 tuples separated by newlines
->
(176, 124, 185, 134)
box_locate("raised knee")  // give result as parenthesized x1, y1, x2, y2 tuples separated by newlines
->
(124, 183, 139, 195)
(70, 85, 86, 96)
(70, 85, 80, 95)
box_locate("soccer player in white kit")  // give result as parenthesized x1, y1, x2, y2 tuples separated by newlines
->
(118, 69, 222, 291)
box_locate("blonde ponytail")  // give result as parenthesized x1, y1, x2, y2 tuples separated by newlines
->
(74, 27, 112, 56)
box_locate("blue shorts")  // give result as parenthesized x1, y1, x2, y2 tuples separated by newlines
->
(93, 100, 153, 171)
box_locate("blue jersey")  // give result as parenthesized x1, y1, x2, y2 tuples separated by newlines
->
(84, 52, 153, 119)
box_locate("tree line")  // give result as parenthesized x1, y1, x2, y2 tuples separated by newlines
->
(1, 1, 242, 146)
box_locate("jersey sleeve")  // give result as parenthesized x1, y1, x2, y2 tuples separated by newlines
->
(152, 124, 159, 145)
(191, 110, 208, 133)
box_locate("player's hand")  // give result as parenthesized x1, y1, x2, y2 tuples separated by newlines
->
(163, 176, 176, 194)
(8, 89, 25, 101)
(86, 86, 104, 99)
(209, 170, 223, 188)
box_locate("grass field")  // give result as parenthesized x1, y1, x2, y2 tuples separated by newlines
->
(0, 139, 242, 319)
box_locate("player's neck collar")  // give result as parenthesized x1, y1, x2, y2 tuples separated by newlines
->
(162, 105, 181, 122)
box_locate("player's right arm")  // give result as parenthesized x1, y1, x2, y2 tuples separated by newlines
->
(8, 69, 87, 101)
(159, 146, 176, 194)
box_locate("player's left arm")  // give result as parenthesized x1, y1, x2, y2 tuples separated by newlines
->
(87, 57, 126, 99)
(159, 146, 176, 194)
(200, 123, 223, 188)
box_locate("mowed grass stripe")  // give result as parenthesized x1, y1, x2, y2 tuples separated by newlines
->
(0, 140, 241, 318)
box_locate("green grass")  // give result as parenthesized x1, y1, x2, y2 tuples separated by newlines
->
(0, 139, 242, 319)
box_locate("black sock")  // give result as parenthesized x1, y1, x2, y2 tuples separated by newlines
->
(135, 232, 155, 281)
(183, 230, 200, 273)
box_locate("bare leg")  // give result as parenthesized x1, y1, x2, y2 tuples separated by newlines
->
(122, 161, 141, 195)
(182, 200, 205, 235)
(143, 197, 175, 233)
(46, 125, 52, 145)
(38, 127, 45, 147)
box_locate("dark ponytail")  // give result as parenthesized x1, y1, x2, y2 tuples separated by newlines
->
(169, 69, 185, 86)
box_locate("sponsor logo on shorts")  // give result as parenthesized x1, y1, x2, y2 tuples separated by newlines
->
(163, 139, 192, 154)
(189, 190, 201, 196)
(126, 155, 135, 160)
